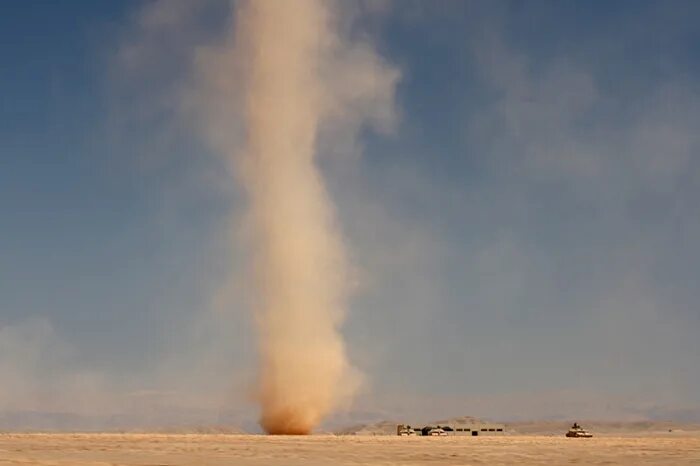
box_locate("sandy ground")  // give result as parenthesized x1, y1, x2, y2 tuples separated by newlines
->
(1, 433, 699, 466)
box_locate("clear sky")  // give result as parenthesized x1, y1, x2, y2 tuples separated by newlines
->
(2, 0, 700, 429)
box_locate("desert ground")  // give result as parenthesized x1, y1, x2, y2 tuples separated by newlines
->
(1, 433, 700, 466)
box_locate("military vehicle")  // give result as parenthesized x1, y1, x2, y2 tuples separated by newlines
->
(566, 422, 593, 438)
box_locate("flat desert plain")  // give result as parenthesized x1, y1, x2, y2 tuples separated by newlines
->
(2, 433, 700, 466)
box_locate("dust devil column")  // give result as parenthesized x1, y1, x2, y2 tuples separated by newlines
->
(236, 0, 354, 435)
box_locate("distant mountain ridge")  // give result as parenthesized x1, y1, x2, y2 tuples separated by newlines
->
(506, 420, 700, 435)
(3, 408, 700, 435)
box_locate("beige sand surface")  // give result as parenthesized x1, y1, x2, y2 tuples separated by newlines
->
(1, 433, 699, 466)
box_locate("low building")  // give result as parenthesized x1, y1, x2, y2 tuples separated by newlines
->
(397, 417, 505, 436)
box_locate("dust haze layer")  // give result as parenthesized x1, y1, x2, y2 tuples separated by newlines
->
(236, 0, 354, 435)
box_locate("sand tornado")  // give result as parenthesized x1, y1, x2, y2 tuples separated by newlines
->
(235, 0, 355, 434)
(120, 0, 397, 436)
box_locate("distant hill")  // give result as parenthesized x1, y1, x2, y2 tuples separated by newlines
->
(432, 415, 490, 426)
(506, 420, 700, 436)
(336, 420, 399, 436)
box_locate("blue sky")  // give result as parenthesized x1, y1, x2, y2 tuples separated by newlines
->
(2, 0, 700, 428)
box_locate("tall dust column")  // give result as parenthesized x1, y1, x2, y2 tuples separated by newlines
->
(236, 0, 355, 434)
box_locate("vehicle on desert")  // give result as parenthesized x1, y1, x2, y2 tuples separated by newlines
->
(566, 422, 593, 438)
(428, 427, 447, 436)
(396, 425, 415, 436)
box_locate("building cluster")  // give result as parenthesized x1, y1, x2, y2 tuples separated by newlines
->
(397, 420, 505, 436)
